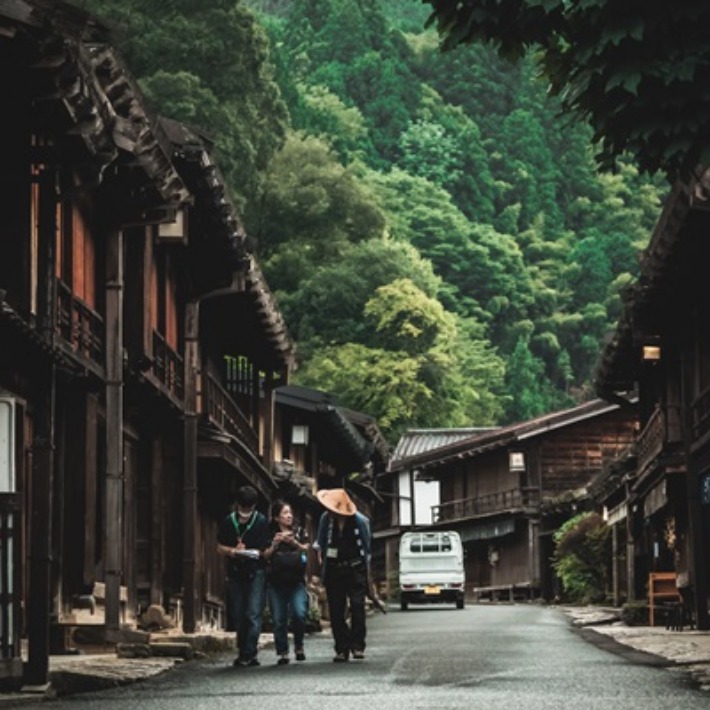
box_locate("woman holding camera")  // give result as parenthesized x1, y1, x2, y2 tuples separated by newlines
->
(264, 500, 310, 665)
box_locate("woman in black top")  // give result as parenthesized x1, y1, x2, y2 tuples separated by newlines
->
(264, 500, 310, 665)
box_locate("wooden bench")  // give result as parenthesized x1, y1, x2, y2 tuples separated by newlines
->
(648, 572, 681, 627)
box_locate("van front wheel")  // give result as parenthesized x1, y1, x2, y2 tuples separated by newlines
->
(456, 597, 465, 609)
(401, 597, 409, 611)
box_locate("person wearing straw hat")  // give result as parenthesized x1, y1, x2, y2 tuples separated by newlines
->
(314, 487, 372, 662)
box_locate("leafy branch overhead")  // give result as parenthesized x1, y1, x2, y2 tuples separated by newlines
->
(424, 0, 710, 178)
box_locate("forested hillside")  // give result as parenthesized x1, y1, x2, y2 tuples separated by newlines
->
(76, 0, 665, 442)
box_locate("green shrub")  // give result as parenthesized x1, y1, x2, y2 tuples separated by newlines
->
(552, 512, 610, 603)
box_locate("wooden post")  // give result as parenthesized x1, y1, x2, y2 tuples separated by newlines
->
(251, 366, 260, 431)
(26, 166, 56, 685)
(409, 470, 416, 529)
(611, 523, 619, 606)
(625, 481, 636, 601)
(183, 301, 199, 633)
(26, 370, 55, 685)
(84, 395, 98, 589)
(529, 517, 540, 596)
(105, 228, 124, 632)
(150, 438, 164, 606)
(686, 463, 709, 629)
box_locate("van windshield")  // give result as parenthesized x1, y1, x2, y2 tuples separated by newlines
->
(408, 534, 452, 553)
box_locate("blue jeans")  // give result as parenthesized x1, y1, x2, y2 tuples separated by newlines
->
(227, 568, 266, 659)
(267, 581, 308, 656)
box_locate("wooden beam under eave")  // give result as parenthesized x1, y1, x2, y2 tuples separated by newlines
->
(197, 441, 275, 501)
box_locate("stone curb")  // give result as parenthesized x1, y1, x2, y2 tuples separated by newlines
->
(563, 606, 710, 693)
(0, 631, 264, 705)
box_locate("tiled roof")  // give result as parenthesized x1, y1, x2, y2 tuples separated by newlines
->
(388, 399, 627, 473)
(389, 428, 498, 471)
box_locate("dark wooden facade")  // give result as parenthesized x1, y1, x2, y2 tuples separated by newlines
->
(595, 173, 710, 629)
(387, 401, 637, 602)
(0, 0, 294, 687)
(271, 385, 389, 558)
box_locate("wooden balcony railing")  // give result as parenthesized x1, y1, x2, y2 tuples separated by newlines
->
(203, 372, 258, 454)
(432, 488, 540, 525)
(152, 331, 184, 400)
(56, 280, 104, 366)
(637, 404, 683, 474)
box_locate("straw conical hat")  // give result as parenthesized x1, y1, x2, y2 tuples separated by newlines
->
(316, 488, 356, 516)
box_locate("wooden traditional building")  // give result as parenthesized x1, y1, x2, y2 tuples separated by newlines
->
(266, 385, 389, 616)
(271, 385, 388, 527)
(0, 0, 295, 687)
(386, 401, 637, 602)
(585, 449, 637, 607)
(375, 428, 493, 597)
(595, 172, 710, 629)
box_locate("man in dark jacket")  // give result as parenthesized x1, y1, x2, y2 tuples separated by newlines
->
(217, 485, 269, 667)
(314, 488, 372, 662)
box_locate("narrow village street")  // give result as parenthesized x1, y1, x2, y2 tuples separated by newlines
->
(7, 605, 708, 710)
(3, 0, 710, 703)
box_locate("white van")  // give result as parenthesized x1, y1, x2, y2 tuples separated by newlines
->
(398, 531, 465, 610)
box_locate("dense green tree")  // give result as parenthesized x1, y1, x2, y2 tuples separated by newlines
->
(497, 109, 562, 231)
(437, 107, 496, 223)
(341, 51, 422, 163)
(252, 131, 386, 289)
(504, 333, 553, 422)
(566, 236, 613, 310)
(397, 120, 462, 190)
(358, 168, 524, 328)
(423, 0, 710, 178)
(409, 33, 528, 143)
(277, 238, 441, 351)
(399, 87, 497, 222)
(364, 278, 456, 355)
(279, 0, 423, 166)
(296, 342, 433, 438)
(295, 280, 504, 439)
(295, 84, 372, 161)
(360, 169, 479, 314)
(378, 0, 431, 33)
(449, 318, 507, 426)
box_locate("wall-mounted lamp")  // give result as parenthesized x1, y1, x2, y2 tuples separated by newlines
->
(642, 344, 661, 361)
(156, 205, 188, 244)
(291, 424, 309, 446)
(509, 451, 526, 472)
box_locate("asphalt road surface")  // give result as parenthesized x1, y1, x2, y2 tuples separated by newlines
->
(26, 604, 709, 709)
